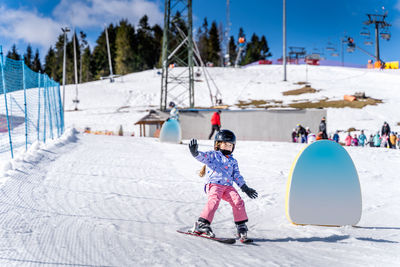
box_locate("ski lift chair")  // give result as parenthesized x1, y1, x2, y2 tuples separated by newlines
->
(347, 44, 355, 53)
(360, 27, 370, 37)
(364, 40, 373, 46)
(380, 32, 391, 40)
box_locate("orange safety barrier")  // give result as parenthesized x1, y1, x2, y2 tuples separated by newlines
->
(344, 95, 356, 102)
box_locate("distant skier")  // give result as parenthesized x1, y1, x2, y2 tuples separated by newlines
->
(319, 117, 328, 139)
(397, 133, 400, 149)
(389, 132, 397, 149)
(291, 129, 297, 142)
(358, 130, 367, 147)
(345, 133, 352, 146)
(381, 121, 391, 148)
(188, 130, 258, 240)
(373, 132, 381, 147)
(368, 134, 374, 147)
(296, 124, 307, 143)
(169, 101, 179, 120)
(351, 134, 359, 146)
(307, 133, 316, 144)
(208, 110, 221, 139)
(332, 131, 340, 143)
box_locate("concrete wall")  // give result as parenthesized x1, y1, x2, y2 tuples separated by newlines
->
(172, 109, 327, 142)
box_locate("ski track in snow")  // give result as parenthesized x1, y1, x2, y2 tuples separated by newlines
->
(0, 133, 399, 266)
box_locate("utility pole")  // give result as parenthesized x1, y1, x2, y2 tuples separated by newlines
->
(105, 24, 114, 82)
(73, 30, 79, 111)
(363, 13, 391, 63)
(61, 27, 70, 114)
(283, 0, 287, 81)
(225, 0, 231, 66)
(160, 0, 194, 110)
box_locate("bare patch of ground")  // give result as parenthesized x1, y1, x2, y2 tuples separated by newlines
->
(236, 99, 283, 109)
(288, 97, 382, 109)
(234, 96, 382, 109)
(282, 85, 320, 96)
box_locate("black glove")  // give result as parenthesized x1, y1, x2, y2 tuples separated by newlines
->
(241, 184, 258, 199)
(189, 139, 199, 157)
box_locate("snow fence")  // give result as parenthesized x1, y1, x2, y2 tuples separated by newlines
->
(0, 46, 63, 158)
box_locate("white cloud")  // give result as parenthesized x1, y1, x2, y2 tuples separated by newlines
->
(53, 0, 164, 28)
(0, 0, 163, 53)
(0, 5, 61, 48)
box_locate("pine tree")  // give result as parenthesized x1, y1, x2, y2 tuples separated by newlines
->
(24, 44, 33, 68)
(259, 35, 272, 59)
(137, 15, 153, 69)
(80, 46, 93, 83)
(207, 21, 221, 66)
(152, 24, 163, 68)
(7, 44, 21, 60)
(228, 36, 237, 66)
(44, 46, 57, 79)
(79, 31, 89, 83)
(115, 19, 136, 74)
(32, 49, 42, 72)
(197, 18, 209, 63)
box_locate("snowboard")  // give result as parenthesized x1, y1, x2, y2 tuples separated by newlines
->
(177, 230, 236, 244)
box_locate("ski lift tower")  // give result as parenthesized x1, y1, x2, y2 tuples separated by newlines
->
(160, 0, 194, 111)
(363, 13, 391, 63)
(288, 47, 306, 64)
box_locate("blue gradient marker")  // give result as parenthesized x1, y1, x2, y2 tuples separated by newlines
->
(286, 140, 362, 226)
(159, 119, 182, 144)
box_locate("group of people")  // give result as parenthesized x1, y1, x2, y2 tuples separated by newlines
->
(342, 122, 399, 149)
(292, 119, 400, 149)
(291, 117, 328, 144)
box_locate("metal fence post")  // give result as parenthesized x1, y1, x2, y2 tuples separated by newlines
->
(57, 83, 64, 134)
(37, 72, 41, 141)
(22, 60, 28, 150)
(51, 82, 60, 138)
(1, 47, 14, 158)
(43, 76, 47, 143)
(47, 78, 54, 140)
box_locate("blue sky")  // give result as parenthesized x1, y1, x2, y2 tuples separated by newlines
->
(0, 0, 399, 65)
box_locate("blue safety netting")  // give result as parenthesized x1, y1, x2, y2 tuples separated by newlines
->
(0, 47, 63, 158)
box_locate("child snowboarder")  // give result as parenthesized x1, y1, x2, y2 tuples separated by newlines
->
(188, 129, 258, 240)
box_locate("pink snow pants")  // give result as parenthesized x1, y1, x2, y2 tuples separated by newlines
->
(200, 183, 248, 223)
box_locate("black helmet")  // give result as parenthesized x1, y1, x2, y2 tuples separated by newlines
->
(169, 101, 175, 108)
(215, 129, 236, 144)
(214, 129, 236, 153)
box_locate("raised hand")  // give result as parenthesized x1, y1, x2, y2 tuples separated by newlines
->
(189, 139, 199, 157)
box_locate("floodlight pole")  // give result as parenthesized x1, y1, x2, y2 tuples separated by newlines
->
(73, 30, 79, 111)
(283, 0, 287, 81)
(105, 24, 114, 82)
(61, 27, 70, 114)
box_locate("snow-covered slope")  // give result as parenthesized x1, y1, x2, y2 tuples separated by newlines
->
(0, 65, 399, 266)
(0, 134, 399, 266)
